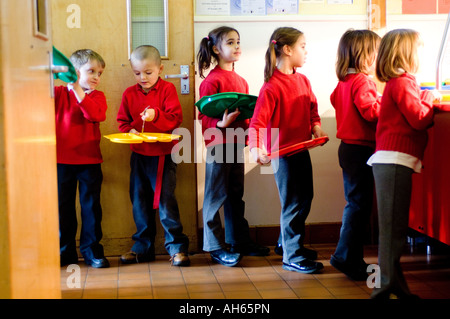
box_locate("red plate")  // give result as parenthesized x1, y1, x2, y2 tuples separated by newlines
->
(434, 101, 450, 112)
(268, 136, 329, 159)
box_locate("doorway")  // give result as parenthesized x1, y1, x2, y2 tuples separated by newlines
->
(51, 0, 198, 256)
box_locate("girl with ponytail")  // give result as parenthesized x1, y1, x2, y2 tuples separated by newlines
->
(197, 26, 270, 267)
(249, 27, 327, 274)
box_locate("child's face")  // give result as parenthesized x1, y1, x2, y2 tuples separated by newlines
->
(214, 31, 241, 63)
(131, 58, 163, 92)
(78, 59, 104, 91)
(290, 35, 307, 68)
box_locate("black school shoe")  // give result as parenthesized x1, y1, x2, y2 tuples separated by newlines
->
(330, 255, 368, 281)
(274, 244, 283, 256)
(210, 248, 242, 267)
(282, 259, 324, 274)
(85, 257, 110, 268)
(120, 251, 155, 264)
(230, 242, 270, 256)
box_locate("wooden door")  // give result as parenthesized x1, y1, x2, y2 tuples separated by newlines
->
(51, 0, 198, 255)
(163, 0, 198, 252)
(0, 0, 60, 298)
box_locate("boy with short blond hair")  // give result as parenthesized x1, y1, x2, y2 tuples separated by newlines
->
(56, 49, 109, 268)
(117, 45, 190, 266)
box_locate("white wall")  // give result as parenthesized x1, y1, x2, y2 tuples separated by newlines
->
(194, 13, 449, 227)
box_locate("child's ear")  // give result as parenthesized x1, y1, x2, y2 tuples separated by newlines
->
(75, 69, 81, 82)
(212, 45, 220, 55)
(282, 44, 292, 57)
(159, 64, 164, 74)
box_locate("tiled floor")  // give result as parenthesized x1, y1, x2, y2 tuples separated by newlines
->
(60, 243, 450, 299)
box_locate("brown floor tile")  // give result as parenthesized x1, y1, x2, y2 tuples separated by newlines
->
(189, 291, 225, 299)
(60, 243, 450, 300)
(118, 286, 153, 299)
(258, 288, 298, 299)
(219, 281, 256, 292)
(224, 290, 262, 299)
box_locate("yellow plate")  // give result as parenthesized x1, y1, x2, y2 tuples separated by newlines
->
(104, 133, 145, 144)
(141, 133, 181, 142)
(104, 132, 180, 144)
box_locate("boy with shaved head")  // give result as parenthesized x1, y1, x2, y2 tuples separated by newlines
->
(117, 45, 190, 266)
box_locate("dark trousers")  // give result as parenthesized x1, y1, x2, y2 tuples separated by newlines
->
(202, 143, 251, 251)
(58, 163, 104, 262)
(272, 151, 314, 263)
(333, 142, 374, 266)
(372, 163, 413, 298)
(129, 152, 189, 256)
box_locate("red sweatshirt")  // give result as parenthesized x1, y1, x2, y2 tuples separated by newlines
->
(375, 72, 434, 160)
(117, 79, 182, 156)
(54, 86, 107, 164)
(249, 68, 321, 154)
(330, 72, 381, 147)
(198, 65, 249, 147)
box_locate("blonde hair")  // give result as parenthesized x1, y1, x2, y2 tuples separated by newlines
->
(130, 45, 161, 66)
(335, 29, 380, 81)
(376, 29, 420, 82)
(264, 27, 303, 82)
(70, 49, 105, 70)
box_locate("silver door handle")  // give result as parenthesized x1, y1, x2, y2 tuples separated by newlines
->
(29, 65, 68, 73)
(31, 52, 70, 98)
(51, 65, 68, 73)
(164, 65, 190, 94)
(165, 73, 188, 79)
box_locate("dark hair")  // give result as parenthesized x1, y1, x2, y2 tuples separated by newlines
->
(264, 27, 303, 82)
(335, 29, 380, 81)
(70, 49, 105, 70)
(197, 26, 240, 78)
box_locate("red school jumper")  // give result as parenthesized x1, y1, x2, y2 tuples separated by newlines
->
(249, 68, 321, 154)
(375, 72, 434, 161)
(117, 78, 182, 208)
(54, 86, 107, 164)
(330, 72, 381, 147)
(198, 65, 249, 147)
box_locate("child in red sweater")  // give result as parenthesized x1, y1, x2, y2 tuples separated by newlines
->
(249, 27, 327, 274)
(55, 49, 109, 268)
(329, 29, 381, 281)
(197, 26, 269, 267)
(117, 45, 190, 267)
(368, 29, 441, 299)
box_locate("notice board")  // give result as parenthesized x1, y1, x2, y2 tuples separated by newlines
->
(402, 0, 450, 14)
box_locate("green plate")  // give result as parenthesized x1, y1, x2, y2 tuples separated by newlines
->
(195, 92, 257, 121)
(53, 46, 78, 83)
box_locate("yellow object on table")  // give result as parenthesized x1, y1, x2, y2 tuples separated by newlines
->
(104, 133, 180, 144)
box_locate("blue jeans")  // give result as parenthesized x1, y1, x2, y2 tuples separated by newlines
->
(57, 163, 104, 261)
(129, 152, 189, 256)
(333, 142, 374, 265)
(202, 143, 251, 251)
(272, 151, 313, 263)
